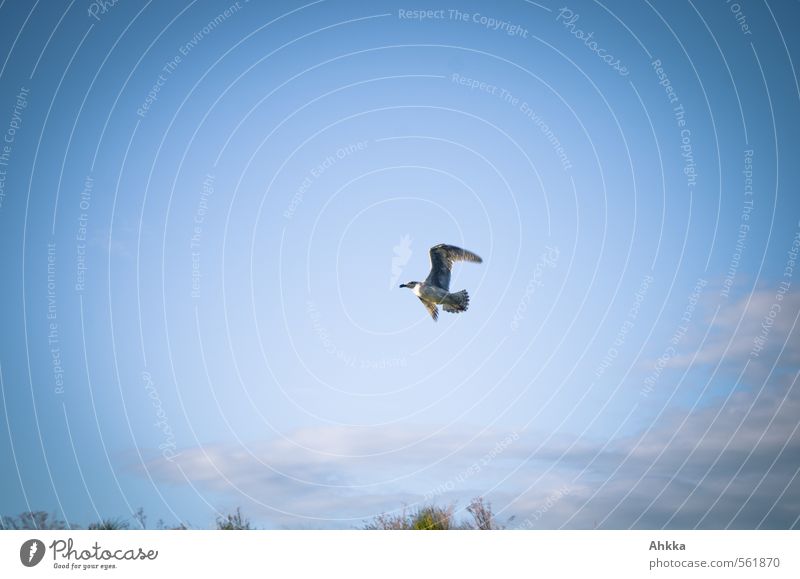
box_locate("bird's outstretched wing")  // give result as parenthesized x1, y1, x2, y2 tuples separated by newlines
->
(419, 298, 438, 321)
(425, 244, 483, 291)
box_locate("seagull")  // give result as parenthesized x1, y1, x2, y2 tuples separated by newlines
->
(399, 243, 483, 321)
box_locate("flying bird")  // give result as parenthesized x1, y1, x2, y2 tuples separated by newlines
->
(399, 243, 483, 321)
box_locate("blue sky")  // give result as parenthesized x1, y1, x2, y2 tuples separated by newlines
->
(1, 0, 799, 529)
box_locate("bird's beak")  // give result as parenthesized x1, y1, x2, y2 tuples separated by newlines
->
(399, 284, 407, 288)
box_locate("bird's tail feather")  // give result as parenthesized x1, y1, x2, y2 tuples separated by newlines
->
(443, 290, 469, 313)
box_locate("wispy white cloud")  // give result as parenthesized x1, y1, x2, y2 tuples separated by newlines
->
(137, 369, 800, 529)
(544, 372, 800, 529)
(667, 288, 799, 371)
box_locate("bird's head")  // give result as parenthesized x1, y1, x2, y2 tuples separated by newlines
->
(399, 281, 419, 289)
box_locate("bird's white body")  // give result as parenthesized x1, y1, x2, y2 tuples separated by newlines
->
(411, 282, 448, 303)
